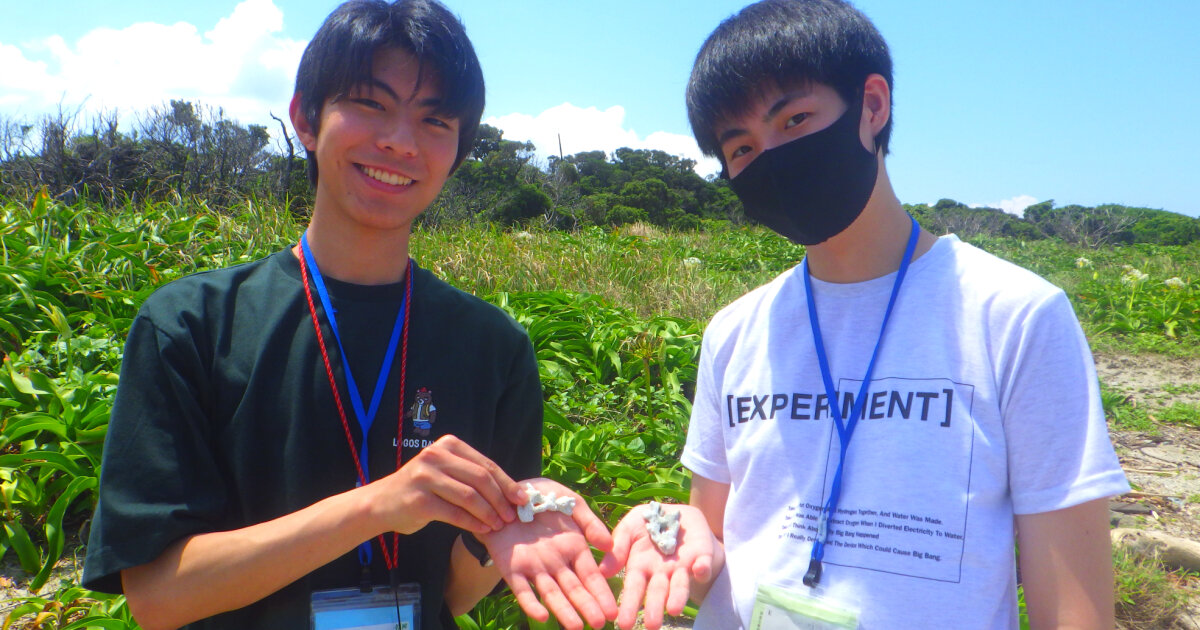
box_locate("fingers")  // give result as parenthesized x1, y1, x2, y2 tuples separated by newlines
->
(509, 576, 550, 624)
(574, 549, 619, 622)
(419, 495, 497, 535)
(616, 568, 648, 630)
(641, 571, 670, 630)
(532, 571, 585, 630)
(434, 435, 522, 520)
(415, 467, 505, 532)
(551, 563, 609, 629)
(570, 497, 614, 552)
(599, 510, 637, 578)
(666, 567, 691, 616)
(690, 551, 713, 584)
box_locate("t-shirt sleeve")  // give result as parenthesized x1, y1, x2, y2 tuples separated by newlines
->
(82, 306, 229, 593)
(1000, 291, 1129, 515)
(681, 328, 730, 484)
(492, 328, 543, 482)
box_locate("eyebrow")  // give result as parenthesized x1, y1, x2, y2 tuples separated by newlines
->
(360, 78, 400, 101)
(360, 78, 446, 112)
(716, 85, 814, 147)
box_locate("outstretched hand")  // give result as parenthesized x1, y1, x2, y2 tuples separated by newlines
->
(480, 478, 617, 630)
(599, 503, 722, 630)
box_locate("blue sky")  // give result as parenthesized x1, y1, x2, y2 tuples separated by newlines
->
(2, 1, 1195, 216)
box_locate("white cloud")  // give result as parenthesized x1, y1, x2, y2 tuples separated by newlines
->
(485, 102, 722, 178)
(971, 194, 1038, 216)
(0, 0, 304, 138)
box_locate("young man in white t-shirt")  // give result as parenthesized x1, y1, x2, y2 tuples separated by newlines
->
(600, 1, 1129, 628)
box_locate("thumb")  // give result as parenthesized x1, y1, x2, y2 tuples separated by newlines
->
(570, 498, 614, 553)
(599, 516, 635, 578)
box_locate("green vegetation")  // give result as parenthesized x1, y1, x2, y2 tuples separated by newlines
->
(1113, 546, 1196, 629)
(4, 102, 1199, 241)
(2, 193, 1199, 628)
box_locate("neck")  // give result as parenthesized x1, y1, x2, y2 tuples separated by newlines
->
(804, 161, 936, 283)
(294, 215, 412, 285)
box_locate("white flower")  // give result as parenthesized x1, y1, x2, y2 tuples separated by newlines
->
(683, 257, 702, 267)
(1121, 268, 1149, 285)
(1165, 277, 1186, 290)
(1075, 257, 1092, 268)
(513, 231, 534, 241)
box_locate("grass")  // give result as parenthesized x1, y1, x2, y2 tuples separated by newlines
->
(1153, 402, 1200, 428)
(412, 222, 803, 322)
(1101, 386, 1158, 433)
(3, 195, 1200, 628)
(1113, 545, 1197, 630)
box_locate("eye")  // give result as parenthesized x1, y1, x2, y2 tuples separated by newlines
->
(424, 116, 452, 129)
(784, 112, 808, 129)
(729, 144, 752, 159)
(352, 98, 385, 111)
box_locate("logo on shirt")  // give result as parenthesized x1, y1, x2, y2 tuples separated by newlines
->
(407, 387, 437, 437)
(725, 378, 972, 430)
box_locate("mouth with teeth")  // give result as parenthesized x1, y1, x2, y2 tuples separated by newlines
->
(359, 165, 414, 187)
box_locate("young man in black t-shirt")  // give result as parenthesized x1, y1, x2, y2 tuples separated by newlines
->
(82, 2, 617, 629)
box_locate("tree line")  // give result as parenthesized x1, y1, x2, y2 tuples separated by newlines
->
(2, 100, 1197, 245)
(907, 199, 1200, 248)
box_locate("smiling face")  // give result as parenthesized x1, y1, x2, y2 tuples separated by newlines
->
(715, 81, 861, 179)
(291, 47, 460, 236)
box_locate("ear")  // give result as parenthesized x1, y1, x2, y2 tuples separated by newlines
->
(860, 73, 891, 154)
(289, 92, 318, 152)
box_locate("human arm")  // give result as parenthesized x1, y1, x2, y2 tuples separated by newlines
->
(479, 478, 617, 630)
(443, 533, 502, 617)
(121, 434, 526, 630)
(1015, 497, 1115, 630)
(598, 474, 728, 630)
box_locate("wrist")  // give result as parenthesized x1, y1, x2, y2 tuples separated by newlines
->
(461, 532, 493, 567)
(350, 481, 391, 539)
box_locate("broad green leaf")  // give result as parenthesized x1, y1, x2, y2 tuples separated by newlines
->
(2, 521, 42, 574)
(31, 476, 98, 592)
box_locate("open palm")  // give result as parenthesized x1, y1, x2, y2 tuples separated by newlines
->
(599, 504, 721, 630)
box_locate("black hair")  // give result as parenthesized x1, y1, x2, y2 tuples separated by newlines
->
(294, 0, 484, 185)
(686, 0, 893, 165)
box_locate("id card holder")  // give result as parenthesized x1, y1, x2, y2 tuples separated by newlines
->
(749, 583, 858, 630)
(311, 583, 420, 630)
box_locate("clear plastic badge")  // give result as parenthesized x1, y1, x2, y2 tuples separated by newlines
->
(311, 583, 420, 630)
(750, 582, 858, 630)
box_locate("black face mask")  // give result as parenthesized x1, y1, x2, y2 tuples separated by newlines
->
(728, 96, 878, 245)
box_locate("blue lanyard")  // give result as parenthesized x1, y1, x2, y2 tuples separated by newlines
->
(802, 215, 919, 587)
(300, 234, 409, 568)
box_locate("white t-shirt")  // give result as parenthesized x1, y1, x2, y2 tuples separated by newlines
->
(682, 235, 1129, 629)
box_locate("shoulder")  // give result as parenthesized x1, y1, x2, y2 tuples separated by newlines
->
(925, 236, 1067, 311)
(414, 265, 530, 343)
(138, 252, 286, 319)
(702, 265, 801, 348)
(916, 238, 1088, 364)
(940, 237, 1057, 289)
(133, 251, 294, 351)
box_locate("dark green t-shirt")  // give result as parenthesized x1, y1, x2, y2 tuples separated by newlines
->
(82, 249, 543, 629)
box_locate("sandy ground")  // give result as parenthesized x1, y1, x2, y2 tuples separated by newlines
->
(1095, 352, 1200, 629)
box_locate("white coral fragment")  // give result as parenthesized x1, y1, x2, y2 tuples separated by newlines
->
(642, 501, 681, 555)
(517, 482, 577, 523)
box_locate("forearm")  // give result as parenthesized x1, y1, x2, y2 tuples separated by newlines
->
(1016, 498, 1115, 630)
(688, 475, 729, 607)
(443, 534, 502, 617)
(122, 485, 385, 630)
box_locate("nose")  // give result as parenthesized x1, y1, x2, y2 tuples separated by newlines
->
(378, 117, 418, 156)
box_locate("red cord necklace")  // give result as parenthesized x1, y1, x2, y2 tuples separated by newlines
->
(298, 244, 413, 571)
